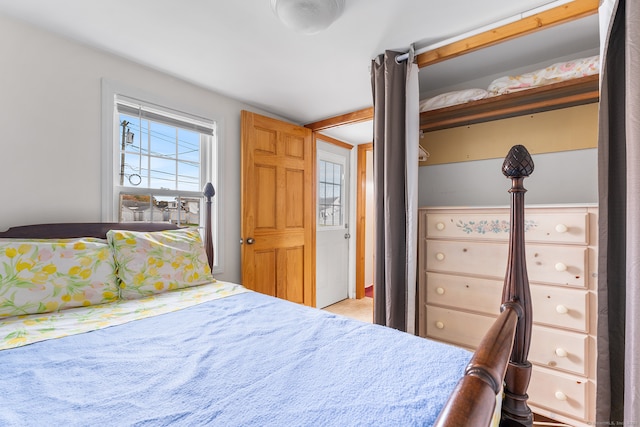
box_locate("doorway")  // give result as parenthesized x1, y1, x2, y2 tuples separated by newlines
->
(356, 143, 374, 299)
(305, 113, 374, 307)
(316, 139, 351, 308)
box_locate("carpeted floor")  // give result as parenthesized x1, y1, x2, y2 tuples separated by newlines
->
(323, 297, 373, 323)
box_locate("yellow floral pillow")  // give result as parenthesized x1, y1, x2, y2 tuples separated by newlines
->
(107, 228, 214, 299)
(0, 238, 119, 318)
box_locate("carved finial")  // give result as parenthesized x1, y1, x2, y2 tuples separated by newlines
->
(203, 182, 215, 199)
(502, 145, 534, 178)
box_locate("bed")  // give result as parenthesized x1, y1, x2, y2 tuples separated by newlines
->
(0, 146, 535, 427)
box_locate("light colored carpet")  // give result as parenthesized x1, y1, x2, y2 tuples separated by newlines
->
(323, 297, 373, 323)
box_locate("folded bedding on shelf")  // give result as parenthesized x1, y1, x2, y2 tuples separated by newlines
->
(418, 55, 600, 112)
(419, 88, 489, 112)
(487, 55, 600, 96)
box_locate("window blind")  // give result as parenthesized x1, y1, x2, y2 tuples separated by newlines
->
(116, 95, 214, 136)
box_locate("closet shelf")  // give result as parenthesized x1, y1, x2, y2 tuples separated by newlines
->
(420, 74, 599, 132)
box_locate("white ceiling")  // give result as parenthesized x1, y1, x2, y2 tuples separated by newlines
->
(0, 0, 600, 144)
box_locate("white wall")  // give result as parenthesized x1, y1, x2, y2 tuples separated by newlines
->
(0, 14, 283, 283)
(418, 148, 598, 207)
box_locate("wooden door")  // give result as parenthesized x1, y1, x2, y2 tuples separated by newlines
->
(240, 110, 315, 306)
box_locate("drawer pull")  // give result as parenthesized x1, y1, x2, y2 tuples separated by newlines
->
(555, 262, 567, 272)
(555, 391, 568, 401)
(555, 224, 569, 233)
(436, 253, 445, 261)
(556, 305, 569, 314)
(555, 348, 568, 358)
(435, 321, 445, 329)
(435, 222, 445, 231)
(435, 287, 445, 295)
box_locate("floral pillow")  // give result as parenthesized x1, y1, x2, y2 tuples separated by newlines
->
(487, 55, 600, 96)
(107, 228, 215, 300)
(0, 238, 119, 318)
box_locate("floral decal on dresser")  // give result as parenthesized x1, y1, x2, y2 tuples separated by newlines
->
(456, 219, 538, 234)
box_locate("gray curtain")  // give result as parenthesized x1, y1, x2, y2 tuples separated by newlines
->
(597, 0, 640, 423)
(370, 49, 419, 332)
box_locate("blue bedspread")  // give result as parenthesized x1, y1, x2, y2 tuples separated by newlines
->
(0, 291, 471, 427)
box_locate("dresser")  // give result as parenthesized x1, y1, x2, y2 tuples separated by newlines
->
(417, 205, 597, 427)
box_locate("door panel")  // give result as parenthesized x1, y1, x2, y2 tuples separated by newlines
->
(255, 165, 277, 229)
(241, 110, 315, 306)
(282, 246, 305, 304)
(254, 250, 276, 296)
(285, 169, 304, 227)
(285, 134, 305, 158)
(255, 127, 277, 153)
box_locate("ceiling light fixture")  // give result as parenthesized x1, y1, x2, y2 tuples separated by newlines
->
(271, 0, 345, 35)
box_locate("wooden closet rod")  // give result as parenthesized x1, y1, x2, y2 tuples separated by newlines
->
(416, 0, 599, 68)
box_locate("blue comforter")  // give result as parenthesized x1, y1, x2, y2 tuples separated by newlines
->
(0, 291, 471, 427)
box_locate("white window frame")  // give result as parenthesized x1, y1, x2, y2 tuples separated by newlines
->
(101, 79, 223, 273)
(317, 150, 347, 231)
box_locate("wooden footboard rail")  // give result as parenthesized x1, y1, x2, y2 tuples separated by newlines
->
(435, 145, 534, 427)
(435, 304, 519, 426)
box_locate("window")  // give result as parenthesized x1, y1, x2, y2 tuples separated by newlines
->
(318, 158, 344, 227)
(114, 96, 215, 227)
(101, 83, 220, 271)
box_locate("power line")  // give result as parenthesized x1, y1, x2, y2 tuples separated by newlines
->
(121, 115, 201, 154)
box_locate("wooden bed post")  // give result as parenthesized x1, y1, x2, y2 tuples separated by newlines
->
(433, 145, 535, 427)
(203, 182, 215, 271)
(500, 145, 534, 427)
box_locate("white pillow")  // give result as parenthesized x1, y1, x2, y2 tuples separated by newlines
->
(420, 88, 489, 111)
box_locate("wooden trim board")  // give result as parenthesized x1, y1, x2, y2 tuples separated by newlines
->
(420, 103, 598, 165)
(416, 0, 599, 68)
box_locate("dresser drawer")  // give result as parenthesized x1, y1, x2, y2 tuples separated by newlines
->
(531, 284, 589, 332)
(425, 273, 588, 332)
(426, 306, 587, 376)
(425, 306, 492, 349)
(426, 240, 588, 287)
(425, 211, 588, 244)
(529, 367, 588, 421)
(425, 273, 502, 315)
(530, 326, 587, 376)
